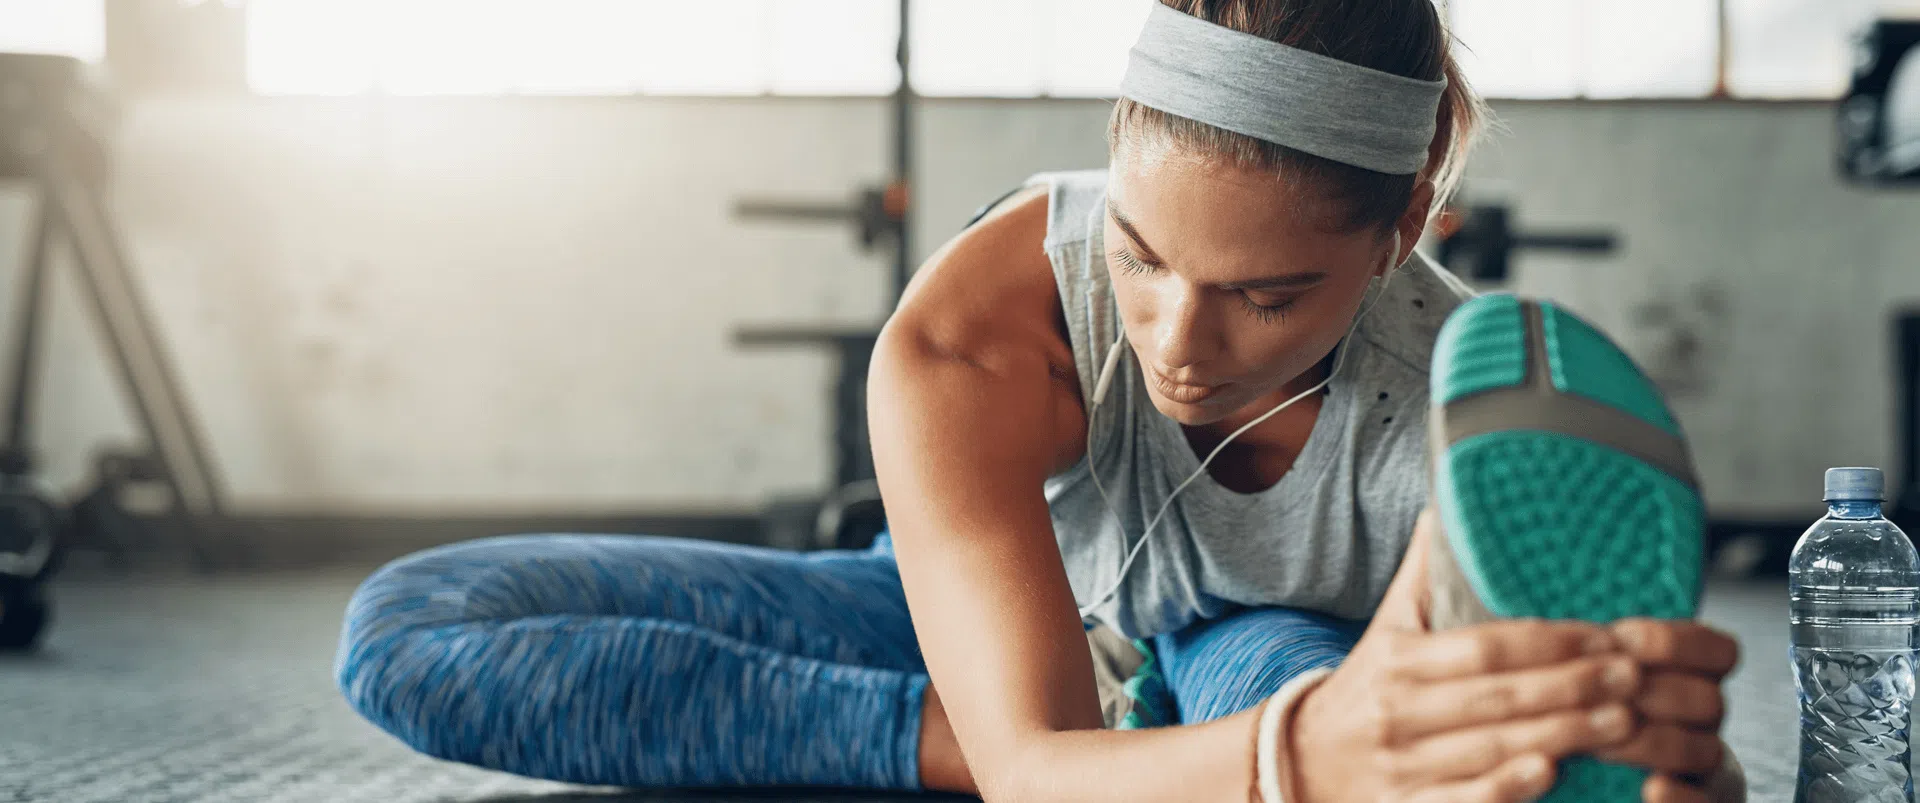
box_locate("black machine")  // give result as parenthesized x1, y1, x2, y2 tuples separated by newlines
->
(1840, 19, 1920, 184)
(0, 53, 224, 649)
(1841, 19, 1920, 529)
(1895, 312, 1920, 533)
(1435, 203, 1619, 284)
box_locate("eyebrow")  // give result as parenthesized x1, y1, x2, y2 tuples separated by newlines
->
(1108, 201, 1166, 266)
(1224, 272, 1330, 290)
(1108, 199, 1330, 291)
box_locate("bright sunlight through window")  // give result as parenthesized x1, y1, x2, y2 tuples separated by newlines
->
(243, 0, 1150, 97)
(244, 0, 1920, 99)
(0, 0, 105, 62)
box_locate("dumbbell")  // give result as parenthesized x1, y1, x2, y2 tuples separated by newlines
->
(0, 475, 65, 650)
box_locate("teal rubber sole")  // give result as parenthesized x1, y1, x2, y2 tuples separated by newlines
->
(1432, 295, 1704, 802)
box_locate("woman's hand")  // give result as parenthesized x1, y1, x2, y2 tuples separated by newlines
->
(1595, 619, 1741, 803)
(1288, 618, 1643, 803)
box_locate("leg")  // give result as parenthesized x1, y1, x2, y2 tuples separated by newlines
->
(1154, 607, 1366, 724)
(335, 534, 930, 789)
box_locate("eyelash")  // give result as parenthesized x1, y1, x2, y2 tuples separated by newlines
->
(1111, 248, 1297, 324)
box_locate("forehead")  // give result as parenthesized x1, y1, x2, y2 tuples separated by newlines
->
(1106, 150, 1374, 281)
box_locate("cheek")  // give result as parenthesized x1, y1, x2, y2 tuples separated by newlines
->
(1106, 266, 1160, 337)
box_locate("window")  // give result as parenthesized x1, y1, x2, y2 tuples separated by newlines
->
(246, 0, 900, 96)
(1449, 0, 1719, 98)
(1726, 0, 1920, 97)
(244, 0, 1920, 99)
(1449, 0, 1920, 99)
(0, 0, 105, 62)
(245, 0, 1150, 97)
(905, 0, 1154, 97)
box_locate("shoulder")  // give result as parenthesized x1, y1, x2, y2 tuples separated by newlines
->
(884, 184, 1069, 378)
(874, 183, 1089, 471)
(1354, 251, 1475, 381)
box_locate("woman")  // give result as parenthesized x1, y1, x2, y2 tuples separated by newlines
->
(337, 1, 1743, 801)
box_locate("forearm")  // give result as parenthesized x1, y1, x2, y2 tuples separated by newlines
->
(977, 711, 1263, 803)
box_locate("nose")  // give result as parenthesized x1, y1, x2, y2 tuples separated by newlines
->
(1153, 283, 1218, 371)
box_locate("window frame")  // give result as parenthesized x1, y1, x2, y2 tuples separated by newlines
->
(224, 0, 1874, 102)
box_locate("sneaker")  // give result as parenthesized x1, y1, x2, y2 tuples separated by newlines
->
(1425, 293, 1706, 801)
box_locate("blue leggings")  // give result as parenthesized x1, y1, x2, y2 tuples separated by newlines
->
(335, 534, 1364, 790)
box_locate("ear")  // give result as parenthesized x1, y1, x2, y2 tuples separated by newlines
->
(1391, 179, 1438, 270)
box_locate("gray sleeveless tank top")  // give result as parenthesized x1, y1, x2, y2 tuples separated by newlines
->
(1031, 169, 1477, 638)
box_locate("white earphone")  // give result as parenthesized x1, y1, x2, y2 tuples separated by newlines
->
(1075, 233, 1404, 620)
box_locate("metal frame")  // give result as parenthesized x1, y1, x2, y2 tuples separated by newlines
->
(1, 53, 221, 567)
(729, 0, 917, 547)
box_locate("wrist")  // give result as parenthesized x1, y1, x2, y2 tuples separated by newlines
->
(1255, 669, 1333, 803)
(1280, 673, 1334, 803)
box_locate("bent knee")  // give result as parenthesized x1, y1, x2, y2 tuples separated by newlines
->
(335, 537, 544, 717)
(334, 623, 483, 764)
(333, 535, 619, 721)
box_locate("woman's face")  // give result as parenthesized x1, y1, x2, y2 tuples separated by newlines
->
(1104, 150, 1419, 427)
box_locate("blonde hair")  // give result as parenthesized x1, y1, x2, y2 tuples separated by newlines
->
(1109, 0, 1487, 232)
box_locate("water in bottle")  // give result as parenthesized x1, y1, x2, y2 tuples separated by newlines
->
(1792, 467, 1920, 802)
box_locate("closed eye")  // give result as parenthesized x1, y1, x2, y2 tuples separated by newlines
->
(1241, 294, 1298, 324)
(1112, 248, 1155, 276)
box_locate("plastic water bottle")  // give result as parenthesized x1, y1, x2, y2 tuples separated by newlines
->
(1792, 467, 1920, 802)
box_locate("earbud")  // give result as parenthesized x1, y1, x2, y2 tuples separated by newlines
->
(1381, 231, 1402, 288)
(1092, 340, 1127, 409)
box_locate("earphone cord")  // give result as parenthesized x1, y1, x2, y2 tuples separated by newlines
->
(1076, 256, 1400, 621)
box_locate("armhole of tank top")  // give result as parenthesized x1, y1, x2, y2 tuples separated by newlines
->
(964, 183, 1032, 231)
(1058, 188, 1130, 481)
(1014, 175, 1104, 484)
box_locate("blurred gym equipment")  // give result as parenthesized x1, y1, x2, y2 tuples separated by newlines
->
(0, 52, 222, 647)
(1843, 18, 1920, 531)
(731, 1, 914, 552)
(1436, 202, 1619, 283)
(1894, 311, 1920, 533)
(1840, 19, 1920, 183)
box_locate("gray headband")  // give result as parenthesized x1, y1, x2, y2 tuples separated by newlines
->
(1119, 3, 1446, 175)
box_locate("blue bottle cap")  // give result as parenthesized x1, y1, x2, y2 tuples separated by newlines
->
(1824, 467, 1885, 502)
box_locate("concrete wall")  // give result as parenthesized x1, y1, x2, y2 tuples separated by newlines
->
(0, 95, 1910, 521)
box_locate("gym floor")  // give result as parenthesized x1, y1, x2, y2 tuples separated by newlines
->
(1, 566, 1796, 802)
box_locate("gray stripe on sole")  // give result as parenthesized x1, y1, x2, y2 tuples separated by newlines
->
(1434, 300, 1698, 488)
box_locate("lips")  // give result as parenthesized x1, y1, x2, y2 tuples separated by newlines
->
(1147, 364, 1223, 404)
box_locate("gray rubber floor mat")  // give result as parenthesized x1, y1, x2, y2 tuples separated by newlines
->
(0, 569, 1801, 802)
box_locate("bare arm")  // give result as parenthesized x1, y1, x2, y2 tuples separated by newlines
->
(869, 191, 1264, 803)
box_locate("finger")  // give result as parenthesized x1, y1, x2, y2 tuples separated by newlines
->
(1392, 704, 1636, 782)
(1382, 506, 1441, 632)
(1635, 671, 1725, 729)
(1385, 656, 1640, 742)
(1391, 619, 1620, 682)
(1404, 753, 1557, 803)
(1643, 774, 1711, 803)
(1611, 620, 1740, 678)
(1594, 724, 1724, 776)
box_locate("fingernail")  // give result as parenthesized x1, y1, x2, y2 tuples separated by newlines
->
(1612, 620, 1652, 654)
(1517, 754, 1552, 786)
(1591, 705, 1630, 737)
(1604, 661, 1638, 695)
(1585, 631, 1617, 654)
